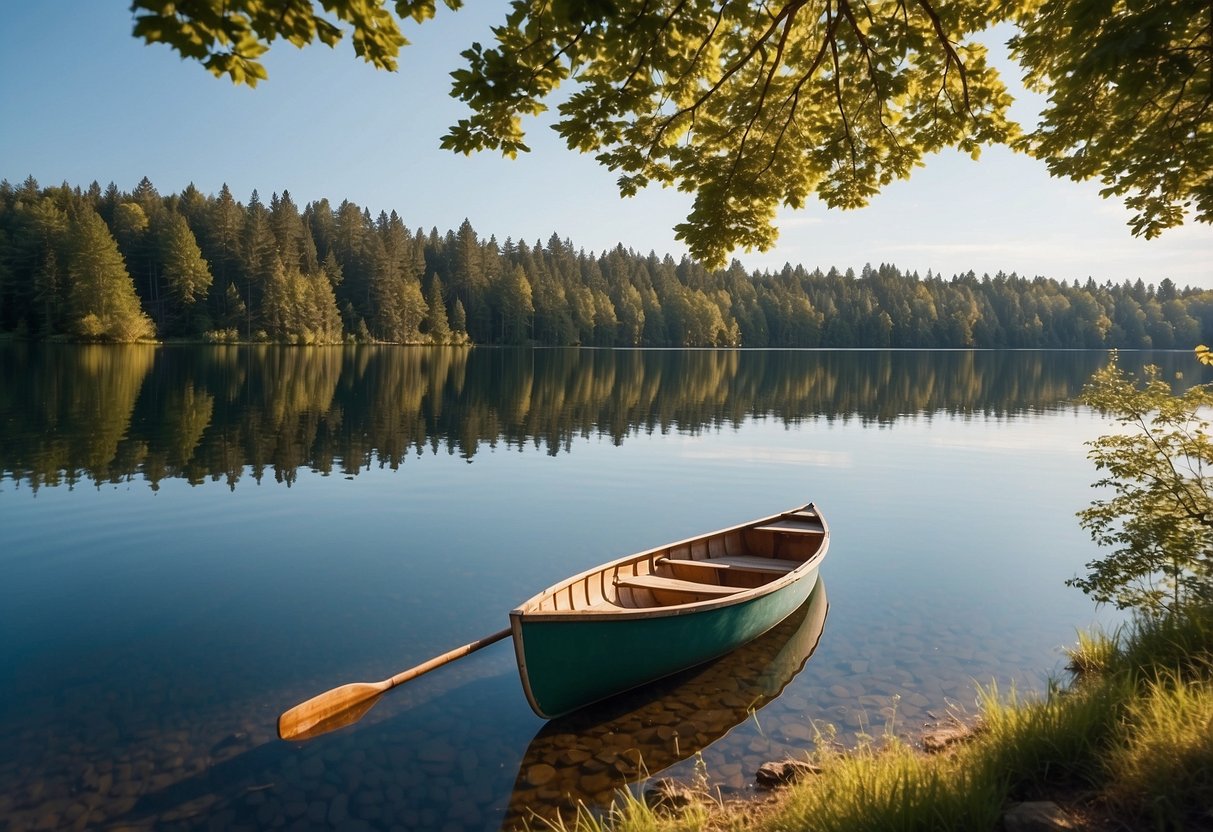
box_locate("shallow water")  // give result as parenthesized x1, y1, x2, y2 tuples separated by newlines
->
(0, 345, 1196, 831)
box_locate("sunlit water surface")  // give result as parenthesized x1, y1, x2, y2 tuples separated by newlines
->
(0, 346, 1197, 831)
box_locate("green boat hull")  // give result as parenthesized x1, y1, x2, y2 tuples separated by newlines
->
(514, 567, 820, 718)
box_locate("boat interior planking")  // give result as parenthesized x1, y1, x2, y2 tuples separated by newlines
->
(516, 508, 827, 614)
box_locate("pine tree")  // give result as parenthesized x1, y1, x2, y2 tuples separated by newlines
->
(300, 270, 342, 343)
(221, 283, 247, 335)
(241, 190, 280, 338)
(321, 251, 343, 289)
(33, 247, 65, 336)
(202, 184, 245, 331)
(131, 176, 162, 217)
(124, 179, 167, 317)
(374, 210, 426, 342)
(11, 195, 69, 334)
(110, 202, 150, 275)
(66, 205, 154, 341)
(364, 226, 400, 341)
(331, 200, 370, 323)
(97, 182, 120, 226)
(177, 183, 210, 235)
(303, 198, 336, 263)
(270, 190, 317, 272)
(450, 218, 488, 339)
(158, 211, 213, 334)
(498, 265, 533, 344)
(425, 275, 452, 343)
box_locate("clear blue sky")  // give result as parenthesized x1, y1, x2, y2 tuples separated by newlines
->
(2, 3, 1209, 287)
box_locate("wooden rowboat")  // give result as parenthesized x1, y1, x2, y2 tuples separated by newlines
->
(510, 502, 829, 718)
(277, 502, 829, 740)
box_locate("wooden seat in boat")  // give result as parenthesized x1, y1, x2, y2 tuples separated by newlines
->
(657, 555, 799, 575)
(614, 574, 739, 597)
(753, 518, 826, 534)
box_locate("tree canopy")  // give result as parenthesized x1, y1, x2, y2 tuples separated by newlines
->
(129, 0, 1211, 267)
(1010, 0, 1212, 241)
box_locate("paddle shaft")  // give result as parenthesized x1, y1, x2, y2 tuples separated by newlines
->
(384, 626, 512, 690)
(278, 626, 513, 741)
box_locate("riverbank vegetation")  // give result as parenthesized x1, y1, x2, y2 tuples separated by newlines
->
(1075, 355, 1213, 616)
(541, 605, 1213, 832)
(3, 177, 1212, 346)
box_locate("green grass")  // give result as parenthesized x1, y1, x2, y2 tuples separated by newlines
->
(758, 739, 1003, 832)
(971, 677, 1126, 797)
(1064, 627, 1123, 676)
(1105, 674, 1213, 828)
(1115, 604, 1213, 685)
(533, 602, 1213, 832)
(534, 788, 712, 832)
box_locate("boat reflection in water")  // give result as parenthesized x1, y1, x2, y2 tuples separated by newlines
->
(504, 580, 828, 829)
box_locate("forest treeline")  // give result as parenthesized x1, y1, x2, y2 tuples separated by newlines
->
(1, 176, 1211, 348)
(1, 345, 1198, 492)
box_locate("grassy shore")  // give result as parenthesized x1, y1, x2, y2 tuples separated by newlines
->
(541, 604, 1213, 832)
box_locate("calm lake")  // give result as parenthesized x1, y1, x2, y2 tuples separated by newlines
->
(0, 345, 1198, 831)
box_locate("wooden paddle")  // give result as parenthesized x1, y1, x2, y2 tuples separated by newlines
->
(278, 626, 513, 741)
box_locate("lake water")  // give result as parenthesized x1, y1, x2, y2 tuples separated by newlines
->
(0, 345, 1197, 831)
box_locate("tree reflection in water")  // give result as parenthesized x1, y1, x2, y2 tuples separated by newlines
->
(0, 345, 1193, 492)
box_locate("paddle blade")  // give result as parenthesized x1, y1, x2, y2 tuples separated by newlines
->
(278, 627, 512, 742)
(288, 691, 386, 741)
(278, 681, 388, 741)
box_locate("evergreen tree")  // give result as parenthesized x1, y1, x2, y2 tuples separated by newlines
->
(111, 202, 155, 314)
(111, 202, 149, 260)
(371, 210, 426, 342)
(498, 264, 533, 344)
(97, 182, 121, 226)
(304, 198, 336, 263)
(450, 218, 488, 339)
(158, 211, 213, 334)
(241, 190, 279, 337)
(66, 205, 154, 341)
(331, 200, 371, 327)
(425, 274, 452, 343)
(177, 182, 210, 236)
(123, 179, 168, 319)
(321, 250, 343, 289)
(8, 194, 70, 334)
(202, 184, 245, 331)
(299, 269, 343, 343)
(270, 190, 317, 272)
(220, 283, 247, 337)
(33, 247, 65, 336)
